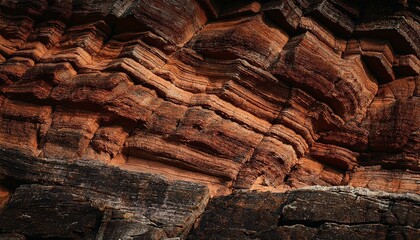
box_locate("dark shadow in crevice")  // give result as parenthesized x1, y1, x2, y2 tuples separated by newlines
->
(0, 176, 28, 194)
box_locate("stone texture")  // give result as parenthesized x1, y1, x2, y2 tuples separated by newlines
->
(189, 187, 420, 240)
(0, 149, 209, 239)
(0, 184, 103, 238)
(0, 0, 418, 239)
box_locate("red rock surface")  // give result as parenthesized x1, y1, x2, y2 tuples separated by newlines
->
(0, 0, 418, 239)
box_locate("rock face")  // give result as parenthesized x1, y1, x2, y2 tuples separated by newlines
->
(0, 149, 210, 239)
(0, 0, 418, 239)
(190, 187, 420, 239)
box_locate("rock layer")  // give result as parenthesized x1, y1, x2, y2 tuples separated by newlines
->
(0, 0, 419, 239)
(189, 187, 420, 240)
(0, 149, 209, 239)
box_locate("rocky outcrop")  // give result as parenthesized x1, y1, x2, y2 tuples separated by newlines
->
(0, 0, 418, 239)
(0, 0, 418, 195)
(0, 149, 209, 239)
(189, 187, 420, 240)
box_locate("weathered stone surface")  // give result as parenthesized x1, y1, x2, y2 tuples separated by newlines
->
(349, 166, 420, 194)
(0, 233, 26, 240)
(0, 0, 418, 239)
(189, 14, 289, 69)
(0, 149, 209, 239)
(0, 184, 102, 238)
(263, 0, 302, 33)
(189, 187, 420, 239)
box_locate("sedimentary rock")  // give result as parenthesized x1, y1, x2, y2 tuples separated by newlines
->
(0, 0, 418, 239)
(0, 149, 209, 239)
(190, 187, 420, 240)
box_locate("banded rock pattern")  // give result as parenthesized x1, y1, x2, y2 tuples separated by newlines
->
(0, 0, 419, 239)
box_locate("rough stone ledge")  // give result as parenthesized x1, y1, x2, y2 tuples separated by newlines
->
(189, 186, 420, 239)
(0, 148, 419, 239)
(288, 185, 420, 202)
(0, 148, 209, 239)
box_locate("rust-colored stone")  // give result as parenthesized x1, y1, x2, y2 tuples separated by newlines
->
(0, 0, 418, 239)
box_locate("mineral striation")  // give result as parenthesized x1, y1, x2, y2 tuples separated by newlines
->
(0, 0, 418, 239)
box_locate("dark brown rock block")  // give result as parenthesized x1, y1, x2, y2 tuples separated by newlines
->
(189, 190, 288, 239)
(126, 0, 208, 46)
(0, 233, 26, 240)
(394, 55, 420, 78)
(189, 187, 420, 239)
(0, 184, 103, 238)
(0, 57, 34, 85)
(263, 0, 302, 33)
(305, 0, 355, 37)
(355, 16, 419, 56)
(0, 148, 209, 239)
(222, 1, 262, 19)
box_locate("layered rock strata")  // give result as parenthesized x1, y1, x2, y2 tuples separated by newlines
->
(0, 0, 418, 239)
(190, 187, 420, 240)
